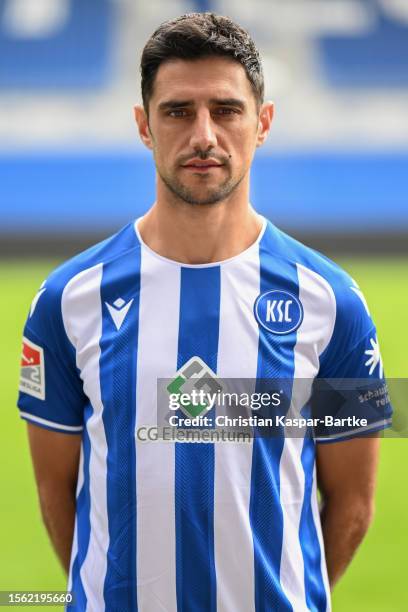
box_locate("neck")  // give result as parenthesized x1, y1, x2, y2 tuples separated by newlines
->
(138, 175, 263, 265)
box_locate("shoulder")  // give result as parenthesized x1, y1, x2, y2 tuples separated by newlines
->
(261, 221, 368, 315)
(25, 222, 140, 342)
(261, 221, 352, 286)
(45, 221, 140, 298)
(260, 221, 376, 363)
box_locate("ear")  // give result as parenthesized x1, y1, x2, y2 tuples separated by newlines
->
(134, 105, 153, 150)
(256, 101, 274, 148)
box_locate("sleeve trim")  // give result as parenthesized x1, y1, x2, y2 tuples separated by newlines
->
(20, 411, 83, 432)
(315, 418, 392, 443)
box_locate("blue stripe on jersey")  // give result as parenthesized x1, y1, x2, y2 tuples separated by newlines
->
(70, 430, 91, 611)
(299, 434, 327, 610)
(100, 248, 141, 611)
(175, 267, 220, 612)
(250, 225, 299, 611)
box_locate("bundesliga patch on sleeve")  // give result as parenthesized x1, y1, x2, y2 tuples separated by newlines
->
(19, 337, 45, 400)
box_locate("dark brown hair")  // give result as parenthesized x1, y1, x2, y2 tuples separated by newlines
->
(140, 12, 264, 112)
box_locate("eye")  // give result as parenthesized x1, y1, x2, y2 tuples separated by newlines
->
(214, 107, 238, 115)
(168, 109, 188, 118)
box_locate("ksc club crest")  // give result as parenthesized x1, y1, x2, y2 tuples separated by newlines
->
(254, 290, 303, 335)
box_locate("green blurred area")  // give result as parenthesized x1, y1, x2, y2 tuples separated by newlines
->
(0, 257, 407, 611)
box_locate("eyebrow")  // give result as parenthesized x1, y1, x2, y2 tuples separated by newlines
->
(157, 98, 246, 111)
(211, 98, 246, 109)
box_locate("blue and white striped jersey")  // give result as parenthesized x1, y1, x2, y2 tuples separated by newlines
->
(18, 217, 392, 611)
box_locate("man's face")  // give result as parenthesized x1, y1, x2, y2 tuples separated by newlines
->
(140, 57, 266, 206)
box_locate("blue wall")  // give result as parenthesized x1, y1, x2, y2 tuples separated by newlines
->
(0, 0, 113, 89)
(0, 150, 407, 234)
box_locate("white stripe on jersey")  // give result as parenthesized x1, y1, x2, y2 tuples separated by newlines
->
(278, 435, 309, 611)
(62, 264, 109, 611)
(135, 249, 180, 611)
(278, 264, 336, 609)
(214, 252, 260, 612)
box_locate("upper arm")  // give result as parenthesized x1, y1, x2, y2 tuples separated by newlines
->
(17, 277, 86, 433)
(316, 434, 380, 504)
(315, 276, 392, 443)
(27, 422, 81, 494)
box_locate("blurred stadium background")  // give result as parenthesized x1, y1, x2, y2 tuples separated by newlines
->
(0, 0, 407, 610)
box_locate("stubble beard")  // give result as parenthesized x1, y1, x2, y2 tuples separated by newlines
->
(157, 163, 245, 206)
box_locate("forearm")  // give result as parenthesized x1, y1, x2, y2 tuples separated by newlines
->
(39, 486, 76, 575)
(320, 494, 374, 589)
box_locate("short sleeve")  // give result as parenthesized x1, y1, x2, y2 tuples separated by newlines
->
(313, 281, 393, 443)
(17, 279, 86, 434)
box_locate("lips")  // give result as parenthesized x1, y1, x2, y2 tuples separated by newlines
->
(181, 158, 223, 169)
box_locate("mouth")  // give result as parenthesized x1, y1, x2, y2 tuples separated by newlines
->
(181, 159, 224, 172)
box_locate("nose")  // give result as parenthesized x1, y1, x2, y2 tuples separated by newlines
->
(189, 109, 217, 153)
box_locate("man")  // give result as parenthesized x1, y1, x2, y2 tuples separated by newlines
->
(18, 13, 392, 611)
